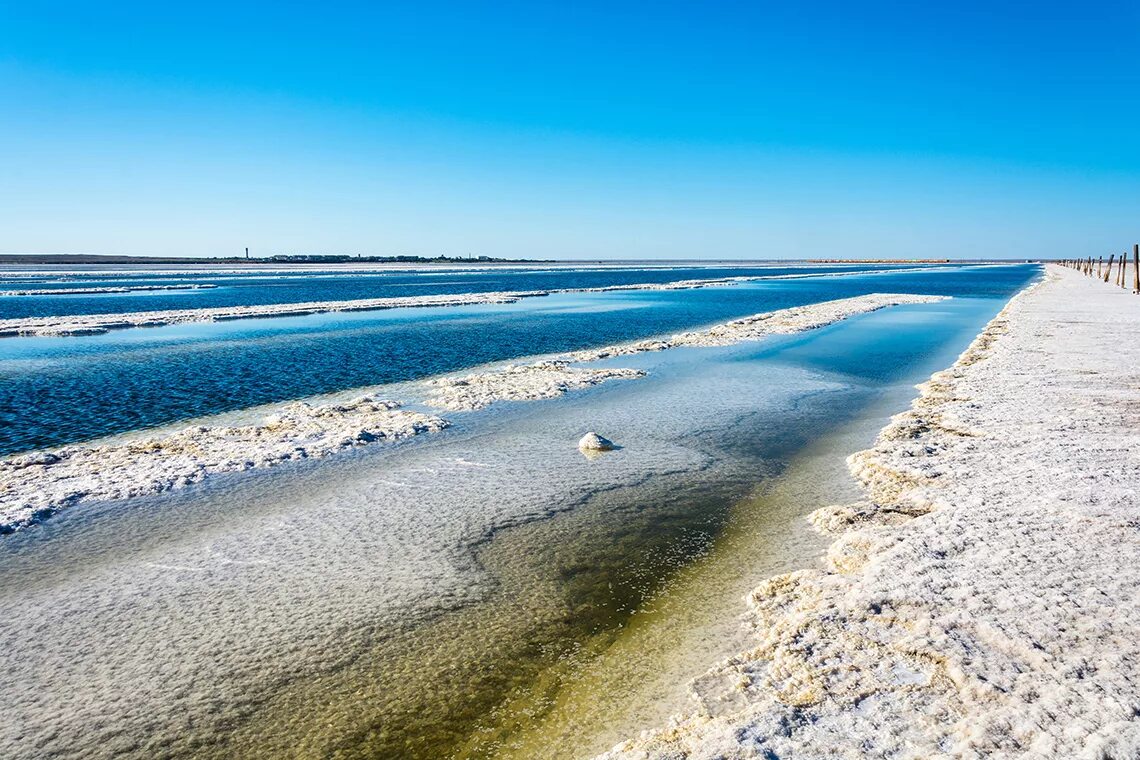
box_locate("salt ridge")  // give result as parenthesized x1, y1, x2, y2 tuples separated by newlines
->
(427, 361, 647, 411)
(1, 292, 946, 533)
(0, 280, 756, 337)
(0, 267, 961, 338)
(0, 284, 218, 296)
(427, 293, 948, 411)
(0, 397, 447, 534)
(599, 265, 1140, 758)
(0, 290, 547, 337)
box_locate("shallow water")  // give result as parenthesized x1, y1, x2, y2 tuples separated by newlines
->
(0, 270, 1038, 759)
(0, 263, 918, 319)
(0, 264, 1034, 454)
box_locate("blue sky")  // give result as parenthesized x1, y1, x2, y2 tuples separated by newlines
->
(2, 1, 1138, 259)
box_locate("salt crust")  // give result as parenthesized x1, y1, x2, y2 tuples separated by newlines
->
(0, 279, 756, 337)
(0, 284, 217, 296)
(0, 292, 944, 533)
(0, 398, 446, 534)
(0, 268, 949, 338)
(599, 266, 1140, 759)
(0, 290, 545, 337)
(427, 294, 947, 411)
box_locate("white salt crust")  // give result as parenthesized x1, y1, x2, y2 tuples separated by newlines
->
(0, 398, 447, 534)
(0, 284, 218, 296)
(0, 268, 952, 337)
(0, 278, 760, 337)
(427, 361, 648, 411)
(0, 293, 944, 532)
(599, 265, 1140, 759)
(0, 290, 546, 336)
(427, 294, 947, 411)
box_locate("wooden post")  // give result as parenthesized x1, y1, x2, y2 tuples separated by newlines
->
(1097, 256, 1103, 278)
(1133, 244, 1139, 293)
(1105, 254, 1114, 282)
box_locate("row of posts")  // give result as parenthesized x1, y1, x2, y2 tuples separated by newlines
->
(1057, 244, 1140, 293)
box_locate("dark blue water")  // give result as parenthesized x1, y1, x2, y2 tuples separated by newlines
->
(1, 264, 929, 320)
(0, 264, 1038, 455)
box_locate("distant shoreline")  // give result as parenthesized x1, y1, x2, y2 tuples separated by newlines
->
(0, 253, 551, 266)
(0, 253, 1038, 267)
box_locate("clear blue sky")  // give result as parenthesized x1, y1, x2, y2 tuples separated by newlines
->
(2, 1, 1138, 259)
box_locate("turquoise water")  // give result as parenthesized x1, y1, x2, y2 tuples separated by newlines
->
(0, 264, 1035, 454)
(0, 267, 1039, 759)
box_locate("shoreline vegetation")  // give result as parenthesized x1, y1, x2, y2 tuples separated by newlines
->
(0, 293, 943, 534)
(599, 264, 1140, 758)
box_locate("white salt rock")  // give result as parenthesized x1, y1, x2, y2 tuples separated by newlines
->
(578, 432, 616, 451)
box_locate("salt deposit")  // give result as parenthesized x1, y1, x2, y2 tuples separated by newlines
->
(1, 292, 947, 532)
(568, 292, 948, 361)
(0, 284, 218, 296)
(427, 362, 647, 411)
(0, 397, 446, 533)
(427, 294, 948, 411)
(578, 432, 616, 451)
(0, 271, 955, 338)
(0, 279, 759, 337)
(0, 290, 547, 337)
(600, 265, 1140, 758)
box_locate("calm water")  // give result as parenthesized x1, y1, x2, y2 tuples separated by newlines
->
(0, 264, 1035, 454)
(0, 268, 1040, 760)
(0, 263, 918, 319)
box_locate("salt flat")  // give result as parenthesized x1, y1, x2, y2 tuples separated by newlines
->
(602, 265, 1140, 758)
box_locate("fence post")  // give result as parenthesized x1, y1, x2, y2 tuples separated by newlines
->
(1105, 254, 1114, 282)
(1133, 244, 1139, 293)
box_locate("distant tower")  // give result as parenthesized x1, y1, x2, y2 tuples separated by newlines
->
(245, 247, 249, 260)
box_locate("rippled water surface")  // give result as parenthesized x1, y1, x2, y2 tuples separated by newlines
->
(0, 263, 919, 319)
(0, 264, 1035, 453)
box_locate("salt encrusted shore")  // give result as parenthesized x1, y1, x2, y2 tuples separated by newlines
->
(600, 265, 1140, 759)
(0, 292, 945, 532)
(427, 294, 947, 410)
(0, 398, 446, 534)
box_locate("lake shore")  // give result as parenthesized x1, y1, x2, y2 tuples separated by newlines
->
(601, 264, 1140, 758)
